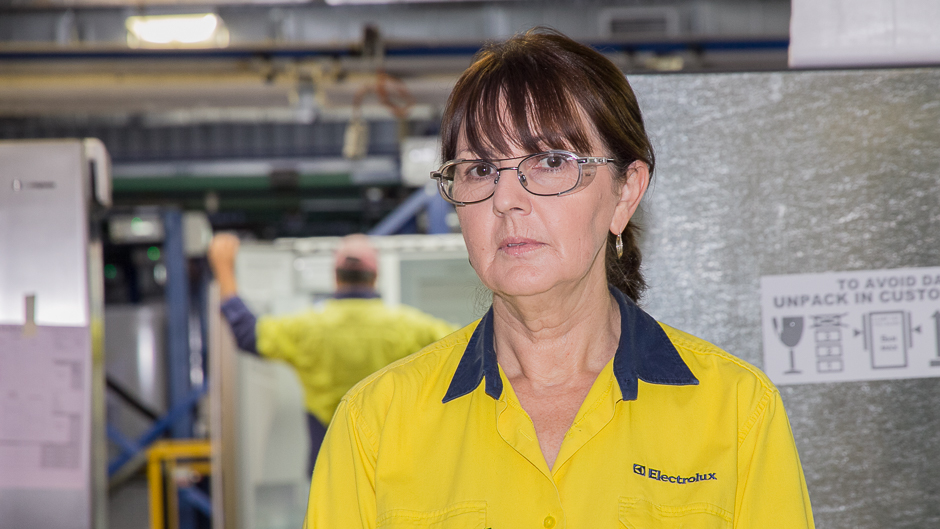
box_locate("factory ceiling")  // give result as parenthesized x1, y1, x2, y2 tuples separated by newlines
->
(0, 0, 790, 119)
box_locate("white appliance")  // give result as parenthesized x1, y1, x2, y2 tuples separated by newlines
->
(0, 139, 111, 529)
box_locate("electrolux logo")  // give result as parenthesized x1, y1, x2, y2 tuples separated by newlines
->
(633, 463, 716, 484)
(11, 179, 57, 191)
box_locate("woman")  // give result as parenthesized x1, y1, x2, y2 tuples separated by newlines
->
(305, 29, 814, 528)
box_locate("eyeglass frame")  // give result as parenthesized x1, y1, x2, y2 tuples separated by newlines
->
(430, 150, 616, 206)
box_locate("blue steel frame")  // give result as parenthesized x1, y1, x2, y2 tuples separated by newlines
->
(164, 210, 194, 439)
(106, 210, 209, 527)
(0, 39, 789, 62)
(164, 209, 200, 528)
(106, 384, 207, 477)
(369, 184, 453, 236)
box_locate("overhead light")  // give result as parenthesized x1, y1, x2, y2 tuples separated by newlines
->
(325, 0, 485, 4)
(126, 14, 229, 49)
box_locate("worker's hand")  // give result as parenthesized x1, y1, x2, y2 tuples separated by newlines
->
(208, 233, 240, 300)
(208, 232, 240, 269)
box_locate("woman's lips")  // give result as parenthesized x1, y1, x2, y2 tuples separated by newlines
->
(499, 238, 543, 255)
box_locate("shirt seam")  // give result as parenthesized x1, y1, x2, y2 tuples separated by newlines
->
(571, 376, 615, 427)
(344, 395, 380, 454)
(618, 496, 733, 522)
(664, 325, 773, 389)
(376, 501, 487, 525)
(502, 391, 531, 422)
(661, 325, 777, 447)
(738, 387, 774, 447)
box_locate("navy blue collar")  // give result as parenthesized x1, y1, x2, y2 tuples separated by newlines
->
(333, 288, 380, 300)
(442, 287, 698, 404)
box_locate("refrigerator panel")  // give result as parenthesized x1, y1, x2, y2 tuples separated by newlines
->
(0, 139, 108, 529)
(0, 141, 89, 327)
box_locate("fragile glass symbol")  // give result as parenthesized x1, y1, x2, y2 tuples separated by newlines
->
(774, 317, 804, 374)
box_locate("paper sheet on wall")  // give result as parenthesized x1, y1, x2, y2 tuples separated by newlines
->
(761, 266, 940, 386)
(0, 325, 90, 489)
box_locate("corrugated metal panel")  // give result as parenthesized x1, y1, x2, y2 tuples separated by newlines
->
(632, 69, 940, 528)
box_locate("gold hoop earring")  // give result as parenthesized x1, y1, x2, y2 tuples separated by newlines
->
(615, 234, 624, 259)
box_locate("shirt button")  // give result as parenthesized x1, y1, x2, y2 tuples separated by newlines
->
(543, 515, 556, 528)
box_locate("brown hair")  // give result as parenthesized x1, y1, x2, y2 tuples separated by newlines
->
(441, 27, 654, 302)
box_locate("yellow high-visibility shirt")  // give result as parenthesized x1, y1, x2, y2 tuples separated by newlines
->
(255, 297, 457, 425)
(304, 289, 814, 528)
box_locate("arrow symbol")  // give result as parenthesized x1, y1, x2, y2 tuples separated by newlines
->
(931, 311, 940, 367)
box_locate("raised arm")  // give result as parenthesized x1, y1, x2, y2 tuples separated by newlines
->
(207, 233, 241, 301)
(208, 233, 258, 354)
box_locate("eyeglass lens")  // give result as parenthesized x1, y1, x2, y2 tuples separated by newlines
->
(442, 152, 581, 203)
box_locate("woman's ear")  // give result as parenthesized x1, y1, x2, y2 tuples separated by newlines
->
(609, 161, 650, 235)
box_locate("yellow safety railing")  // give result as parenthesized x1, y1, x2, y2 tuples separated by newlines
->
(147, 439, 212, 529)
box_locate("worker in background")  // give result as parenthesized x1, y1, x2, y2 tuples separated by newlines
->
(207, 233, 457, 474)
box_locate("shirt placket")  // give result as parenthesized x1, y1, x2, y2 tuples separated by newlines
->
(495, 383, 568, 529)
(551, 373, 619, 476)
(544, 367, 620, 528)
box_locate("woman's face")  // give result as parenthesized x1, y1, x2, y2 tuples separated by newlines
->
(456, 124, 648, 301)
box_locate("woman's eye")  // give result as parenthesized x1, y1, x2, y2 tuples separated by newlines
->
(536, 155, 568, 170)
(467, 164, 493, 178)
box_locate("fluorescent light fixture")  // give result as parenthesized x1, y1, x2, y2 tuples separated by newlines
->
(126, 13, 229, 48)
(326, 0, 495, 4)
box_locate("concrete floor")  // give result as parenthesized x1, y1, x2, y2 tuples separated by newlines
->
(108, 477, 150, 529)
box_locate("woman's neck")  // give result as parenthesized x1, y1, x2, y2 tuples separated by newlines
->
(492, 276, 621, 388)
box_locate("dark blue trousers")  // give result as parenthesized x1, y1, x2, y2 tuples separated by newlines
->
(306, 413, 328, 477)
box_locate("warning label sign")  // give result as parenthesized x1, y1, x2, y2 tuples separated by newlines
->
(760, 266, 940, 385)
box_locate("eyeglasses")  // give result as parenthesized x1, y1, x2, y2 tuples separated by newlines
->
(430, 150, 614, 206)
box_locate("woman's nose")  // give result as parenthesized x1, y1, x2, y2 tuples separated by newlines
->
(491, 168, 531, 216)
